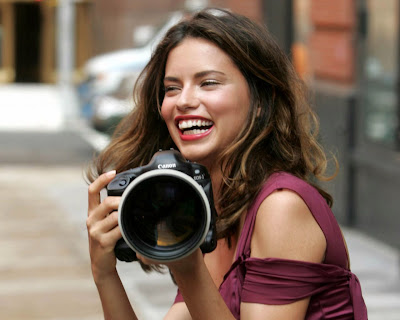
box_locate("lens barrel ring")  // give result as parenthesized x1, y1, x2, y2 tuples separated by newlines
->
(118, 169, 211, 262)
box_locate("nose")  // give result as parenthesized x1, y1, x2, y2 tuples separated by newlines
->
(176, 86, 199, 112)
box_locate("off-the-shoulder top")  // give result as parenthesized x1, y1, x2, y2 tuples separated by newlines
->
(174, 172, 368, 319)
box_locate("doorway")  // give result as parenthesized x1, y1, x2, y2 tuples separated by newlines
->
(14, 2, 41, 82)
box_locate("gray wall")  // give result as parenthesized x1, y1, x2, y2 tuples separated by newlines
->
(314, 87, 355, 225)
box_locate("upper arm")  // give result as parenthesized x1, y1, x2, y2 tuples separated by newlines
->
(241, 189, 327, 320)
(241, 299, 311, 320)
(251, 188, 326, 263)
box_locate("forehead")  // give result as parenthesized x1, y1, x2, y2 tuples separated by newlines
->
(165, 37, 238, 74)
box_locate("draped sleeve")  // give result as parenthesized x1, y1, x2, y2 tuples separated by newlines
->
(242, 257, 367, 320)
(242, 257, 341, 304)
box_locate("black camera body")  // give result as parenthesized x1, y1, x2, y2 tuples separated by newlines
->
(107, 149, 217, 262)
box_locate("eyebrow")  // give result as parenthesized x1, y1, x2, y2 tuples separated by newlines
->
(164, 70, 226, 82)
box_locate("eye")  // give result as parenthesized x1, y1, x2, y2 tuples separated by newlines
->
(201, 80, 219, 87)
(164, 85, 180, 94)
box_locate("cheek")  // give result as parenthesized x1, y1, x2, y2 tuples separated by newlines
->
(233, 95, 251, 125)
(160, 102, 171, 122)
(160, 103, 177, 137)
(215, 98, 249, 125)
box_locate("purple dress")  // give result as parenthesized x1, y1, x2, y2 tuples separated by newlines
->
(174, 172, 368, 319)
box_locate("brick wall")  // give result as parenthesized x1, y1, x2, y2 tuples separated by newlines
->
(212, 0, 263, 22)
(90, 0, 263, 55)
(309, 0, 356, 83)
(91, 0, 187, 54)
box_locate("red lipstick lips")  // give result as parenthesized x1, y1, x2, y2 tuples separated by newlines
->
(175, 115, 214, 141)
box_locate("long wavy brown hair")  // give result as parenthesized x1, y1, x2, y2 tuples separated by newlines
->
(87, 8, 337, 245)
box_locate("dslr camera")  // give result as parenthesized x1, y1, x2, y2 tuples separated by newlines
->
(107, 149, 217, 262)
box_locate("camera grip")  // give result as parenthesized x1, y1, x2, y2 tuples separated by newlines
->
(114, 238, 138, 262)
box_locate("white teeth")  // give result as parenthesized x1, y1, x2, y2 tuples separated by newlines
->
(180, 121, 188, 129)
(178, 120, 213, 130)
(183, 129, 208, 135)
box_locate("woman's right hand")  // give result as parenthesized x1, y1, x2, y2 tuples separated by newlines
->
(86, 170, 121, 283)
(87, 170, 139, 320)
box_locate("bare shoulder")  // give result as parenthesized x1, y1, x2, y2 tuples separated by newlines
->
(250, 188, 326, 263)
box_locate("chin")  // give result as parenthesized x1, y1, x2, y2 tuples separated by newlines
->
(180, 148, 210, 165)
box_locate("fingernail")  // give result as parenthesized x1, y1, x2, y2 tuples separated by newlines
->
(106, 170, 116, 177)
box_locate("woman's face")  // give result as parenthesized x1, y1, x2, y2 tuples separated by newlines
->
(161, 37, 251, 169)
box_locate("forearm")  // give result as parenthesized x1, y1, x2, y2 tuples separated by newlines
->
(169, 252, 235, 320)
(94, 269, 138, 320)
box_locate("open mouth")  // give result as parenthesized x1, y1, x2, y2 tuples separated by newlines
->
(178, 119, 214, 135)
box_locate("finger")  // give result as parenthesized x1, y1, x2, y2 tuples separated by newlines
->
(88, 170, 116, 212)
(87, 197, 120, 228)
(97, 225, 122, 252)
(87, 211, 121, 245)
(105, 224, 122, 246)
(94, 210, 120, 234)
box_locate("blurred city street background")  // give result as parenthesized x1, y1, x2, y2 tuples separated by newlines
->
(1, 0, 400, 319)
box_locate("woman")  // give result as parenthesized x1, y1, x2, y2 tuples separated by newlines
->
(86, 8, 367, 319)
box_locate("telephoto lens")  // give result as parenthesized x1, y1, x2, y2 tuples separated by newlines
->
(107, 150, 217, 262)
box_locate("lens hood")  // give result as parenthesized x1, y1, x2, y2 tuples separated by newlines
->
(118, 169, 211, 262)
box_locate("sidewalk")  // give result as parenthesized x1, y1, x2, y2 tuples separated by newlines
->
(0, 166, 104, 320)
(342, 228, 400, 319)
(0, 165, 177, 320)
(0, 84, 399, 319)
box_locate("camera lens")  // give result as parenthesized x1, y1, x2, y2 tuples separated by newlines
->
(119, 170, 210, 261)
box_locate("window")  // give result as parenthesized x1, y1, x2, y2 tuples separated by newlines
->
(364, 0, 399, 146)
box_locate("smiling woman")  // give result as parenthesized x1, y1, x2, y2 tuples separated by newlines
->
(85, 8, 367, 320)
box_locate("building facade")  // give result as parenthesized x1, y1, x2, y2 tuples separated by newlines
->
(305, 0, 400, 249)
(0, 0, 92, 83)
